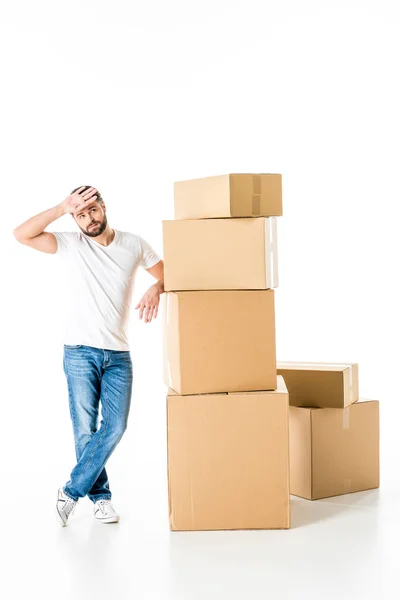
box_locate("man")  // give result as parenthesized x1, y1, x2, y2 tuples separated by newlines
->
(13, 186, 164, 527)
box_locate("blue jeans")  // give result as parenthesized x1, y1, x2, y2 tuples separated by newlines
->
(62, 344, 133, 504)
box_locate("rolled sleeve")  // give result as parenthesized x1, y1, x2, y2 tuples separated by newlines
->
(52, 232, 73, 256)
(139, 235, 161, 269)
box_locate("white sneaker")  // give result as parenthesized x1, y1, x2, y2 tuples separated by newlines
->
(56, 487, 78, 527)
(93, 499, 120, 523)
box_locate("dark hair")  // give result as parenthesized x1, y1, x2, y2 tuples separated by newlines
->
(70, 185, 104, 206)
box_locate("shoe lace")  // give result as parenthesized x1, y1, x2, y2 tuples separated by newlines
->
(97, 500, 113, 514)
(64, 497, 77, 517)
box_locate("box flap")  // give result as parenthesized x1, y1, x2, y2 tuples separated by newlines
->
(277, 361, 357, 372)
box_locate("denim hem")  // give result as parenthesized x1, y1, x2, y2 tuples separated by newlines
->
(63, 487, 79, 502)
(91, 495, 112, 503)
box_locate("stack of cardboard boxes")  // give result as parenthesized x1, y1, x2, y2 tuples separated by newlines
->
(162, 174, 288, 531)
(162, 173, 380, 531)
(277, 362, 379, 500)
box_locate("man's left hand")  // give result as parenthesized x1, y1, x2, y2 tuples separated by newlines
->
(135, 283, 162, 323)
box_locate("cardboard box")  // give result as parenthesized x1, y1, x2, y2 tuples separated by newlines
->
(289, 400, 379, 500)
(277, 362, 359, 408)
(163, 217, 278, 291)
(174, 173, 282, 220)
(167, 377, 290, 530)
(163, 290, 277, 395)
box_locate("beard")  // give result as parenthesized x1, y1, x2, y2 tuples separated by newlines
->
(83, 215, 108, 238)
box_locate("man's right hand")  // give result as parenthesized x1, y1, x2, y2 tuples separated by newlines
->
(61, 186, 98, 215)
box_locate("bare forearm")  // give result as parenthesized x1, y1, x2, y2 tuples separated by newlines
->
(13, 203, 65, 240)
(136, 278, 165, 322)
(153, 279, 165, 293)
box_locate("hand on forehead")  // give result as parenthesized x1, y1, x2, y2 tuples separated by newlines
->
(74, 199, 99, 215)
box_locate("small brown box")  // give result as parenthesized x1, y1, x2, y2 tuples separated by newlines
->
(174, 173, 282, 220)
(289, 400, 380, 500)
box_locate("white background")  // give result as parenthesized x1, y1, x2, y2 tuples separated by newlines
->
(2, 1, 399, 599)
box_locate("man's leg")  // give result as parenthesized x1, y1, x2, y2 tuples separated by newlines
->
(62, 348, 133, 502)
(62, 345, 113, 502)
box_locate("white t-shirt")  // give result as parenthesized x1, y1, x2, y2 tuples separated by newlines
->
(53, 229, 161, 351)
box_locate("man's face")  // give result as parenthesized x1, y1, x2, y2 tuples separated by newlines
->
(73, 200, 108, 237)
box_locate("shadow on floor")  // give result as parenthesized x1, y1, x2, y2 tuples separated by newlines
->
(290, 488, 380, 528)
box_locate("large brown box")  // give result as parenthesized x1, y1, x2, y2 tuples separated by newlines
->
(167, 377, 290, 530)
(277, 361, 359, 408)
(174, 173, 282, 220)
(163, 290, 277, 395)
(290, 400, 380, 500)
(163, 217, 278, 291)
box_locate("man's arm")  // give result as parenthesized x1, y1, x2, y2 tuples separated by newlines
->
(12, 187, 98, 254)
(13, 204, 66, 254)
(135, 259, 165, 323)
(146, 259, 164, 293)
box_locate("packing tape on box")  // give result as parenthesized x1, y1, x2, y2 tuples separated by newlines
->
(166, 294, 172, 387)
(252, 175, 261, 215)
(166, 293, 170, 326)
(349, 367, 354, 402)
(264, 217, 278, 288)
(342, 406, 350, 429)
(252, 195, 261, 215)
